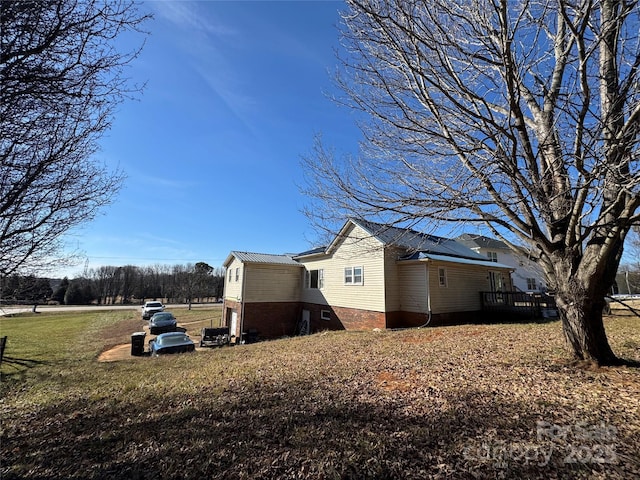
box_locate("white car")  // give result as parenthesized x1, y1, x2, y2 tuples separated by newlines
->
(141, 301, 164, 320)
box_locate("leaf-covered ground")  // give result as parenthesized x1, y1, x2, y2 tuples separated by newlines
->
(1, 312, 639, 479)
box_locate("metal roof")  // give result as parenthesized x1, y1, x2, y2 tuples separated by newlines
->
(400, 252, 513, 270)
(228, 251, 302, 266)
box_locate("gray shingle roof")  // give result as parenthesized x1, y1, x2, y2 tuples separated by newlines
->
(456, 233, 508, 250)
(294, 246, 326, 258)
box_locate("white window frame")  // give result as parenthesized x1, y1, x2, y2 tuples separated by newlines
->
(228, 269, 232, 282)
(320, 309, 331, 321)
(487, 251, 498, 262)
(344, 266, 363, 285)
(526, 278, 537, 290)
(305, 269, 324, 289)
(235, 268, 239, 282)
(438, 267, 447, 287)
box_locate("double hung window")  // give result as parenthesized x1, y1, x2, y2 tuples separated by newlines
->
(344, 266, 363, 285)
(438, 267, 447, 287)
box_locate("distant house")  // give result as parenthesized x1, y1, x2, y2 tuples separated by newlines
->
(613, 270, 640, 295)
(222, 219, 514, 339)
(456, 234, 547, 293)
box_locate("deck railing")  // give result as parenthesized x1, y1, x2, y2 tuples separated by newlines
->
(480, 291, 557, 319)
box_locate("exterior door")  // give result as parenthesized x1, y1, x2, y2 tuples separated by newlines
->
(226, 309, 238, 339)
(489, 271, 504, 303)
(230, 312, 238, 338)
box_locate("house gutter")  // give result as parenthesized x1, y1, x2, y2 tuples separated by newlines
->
(422, 261, 432, 327)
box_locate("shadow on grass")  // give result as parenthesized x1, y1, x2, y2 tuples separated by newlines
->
(1, 378, 627, 480)
(1, 356, 51, 381)
(1, 356, 49, 369)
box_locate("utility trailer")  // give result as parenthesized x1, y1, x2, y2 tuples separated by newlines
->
(199, 327, 230, 348)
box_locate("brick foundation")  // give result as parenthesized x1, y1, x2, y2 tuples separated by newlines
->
(223, 299, 300, 339)
(224, 298, 485, 339)
(301, 303, 386, 332)
(242, 302, 299, 338)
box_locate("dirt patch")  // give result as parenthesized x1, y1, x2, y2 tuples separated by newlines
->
(97, 344, 137, 362)
(97, 332, 204, 362)
(375, 370, 419, 392)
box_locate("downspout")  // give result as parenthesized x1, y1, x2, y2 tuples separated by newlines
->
(419, 260, 432, 327)
(390, 257, 433, 331)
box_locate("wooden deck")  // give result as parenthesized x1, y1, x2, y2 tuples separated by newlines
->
(481, 291, 558, 319)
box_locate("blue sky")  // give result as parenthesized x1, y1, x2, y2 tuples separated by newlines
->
(56, 0, 637, 278)
(60, 0, 360, 277)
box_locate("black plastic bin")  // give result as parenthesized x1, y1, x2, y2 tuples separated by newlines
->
(131, 331, 146, 356)
(242, 329, 259, 344)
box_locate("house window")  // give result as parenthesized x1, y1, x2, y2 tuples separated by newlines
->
(527, 278, 537, 290)
(487, 251, 498, 262)
(235, 268, 239, 282)
(344, 266, 363, 285)
(305, 269, 323, 289)
(438, 267, 447, 287)
(228, 269, 232, 282)
(321, 310, 331, 321)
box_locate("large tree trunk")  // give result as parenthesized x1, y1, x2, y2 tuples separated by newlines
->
(550, 242, 624, 366)
(556, 295, 619, 366)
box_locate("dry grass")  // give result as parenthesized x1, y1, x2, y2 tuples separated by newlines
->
(1, 310, 639, 479)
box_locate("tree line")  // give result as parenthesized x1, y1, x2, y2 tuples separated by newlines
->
(0, 262, 224, 306)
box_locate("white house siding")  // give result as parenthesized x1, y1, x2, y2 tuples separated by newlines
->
(243, 264, 301, 303)
(473, 246, 545, 292)
(397, 262, 429, 313)
(510, 260, 546, 292)
(383, 247, 403, 312)
(299, 224, 388, 312)
(224, 257, 244, 300)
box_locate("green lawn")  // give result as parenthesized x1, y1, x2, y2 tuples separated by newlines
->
(1, 309, 639, 479)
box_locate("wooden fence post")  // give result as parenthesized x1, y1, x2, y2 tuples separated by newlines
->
(0, 336, 7, 365)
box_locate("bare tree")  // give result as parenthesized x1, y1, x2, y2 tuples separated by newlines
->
(212, 266, 225, 300)
(193, 261, 214, 302)
(303, 0, 640, 365)
(626, 226, 640, 265)
(0, 0, 150, 276)
(118, 265, 137, 304)
(88, 265, 120, 305)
